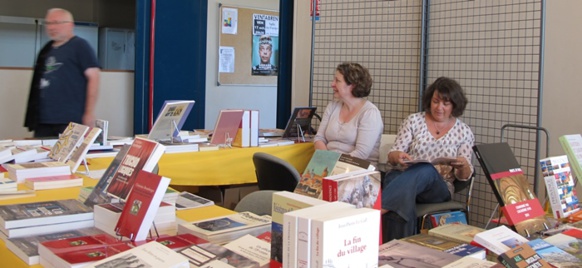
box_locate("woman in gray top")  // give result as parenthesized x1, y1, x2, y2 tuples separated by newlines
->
(313, 62, 383, 166)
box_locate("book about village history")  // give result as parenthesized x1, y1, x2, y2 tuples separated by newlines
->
(148, 100, 195, 142)
(473, 142, 548, 236)
(114, 170, 171, 242)
(559, 134, 582, 185)
(497, 242, 552, 268)
(269, 191, 328, 268)
(294, 150, 375, 199)
(48, 122, 90, 162)
(83, 144, 131, 207)
(539, 155, 580, 219)
(106, 137, 165, 201)
(526, 238, 582, 267)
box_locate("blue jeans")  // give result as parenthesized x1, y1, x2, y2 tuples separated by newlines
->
(381, 163, 451, 240)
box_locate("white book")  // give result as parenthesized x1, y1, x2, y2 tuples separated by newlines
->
(3, 161, 72, 183)
(223, 234, 271, 266)
(66, 127, 102, 173)
(1, 219, 94, 239)
(175, 191, 215, 210)
(472, 225, 529, 255)
(310, 207, 380, 268)
(84, 241, 189, 268)
(250, 110, 260, 147)
(0, 199, 93, 230)
(283, 201, 354, 268)
(232, 110, 251, 147)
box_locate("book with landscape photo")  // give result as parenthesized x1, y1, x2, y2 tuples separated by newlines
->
(48, 122, 90, 162)
(430, 210, 468, 228)
(559, 134, 582, 185)
(178, 211, 271, 245)
(378, 239, 461, 268)
(294, 150, 374, 199)
(473, 225, 529, 256)
(539, 155, 581, 219)
(106, 137, 165, 201)
(473, 142, 548, 236)
(148, 100, 195, 142)
(223, 234, 271, 267)
(114, 170, 171, 241)
(497, 242, 552, 268)
(322, 169, 381, 209)
(83, 144, 131, 207)
(175, 191, 215, 210)
(526, 238, 582, 267)
(269, 191, 328, 268)
(543, 228, 582, 260)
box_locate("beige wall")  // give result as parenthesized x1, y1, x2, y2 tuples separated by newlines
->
(291, 1, 314, 108)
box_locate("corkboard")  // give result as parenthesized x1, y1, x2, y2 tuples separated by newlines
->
(218, 5, 278, 86)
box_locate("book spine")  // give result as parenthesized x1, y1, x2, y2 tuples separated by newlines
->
(310, 219, 324, 268)
(543, 175, 563, 219)
(321, 178, 338, 202)
(296, 216, 312, 268)
(282, 213, 298, 268)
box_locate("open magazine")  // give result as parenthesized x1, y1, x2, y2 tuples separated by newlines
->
(403, 157, 457, 165)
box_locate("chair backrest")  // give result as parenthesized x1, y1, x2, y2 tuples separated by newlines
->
(252, 152, 301, 191)
(378, 134, 397, 172)
(234, 190, 277, 216)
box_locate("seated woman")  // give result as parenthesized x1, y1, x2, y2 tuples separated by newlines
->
(381, 77, 474, 240)
(313, 62, 383, 167)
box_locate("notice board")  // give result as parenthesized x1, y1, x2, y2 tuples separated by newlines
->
(218, 4, 279, 86)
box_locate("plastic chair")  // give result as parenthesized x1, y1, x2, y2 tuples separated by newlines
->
(416, 175, 475, 231)
(252, 152, 301, 192)
(234, 190, 277, 216)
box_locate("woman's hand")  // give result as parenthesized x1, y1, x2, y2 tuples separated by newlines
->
(388, 151, 412, 166)
(452, 157, 472, 180)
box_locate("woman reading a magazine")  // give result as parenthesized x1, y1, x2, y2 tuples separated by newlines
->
(381, 77, 474, 240)
(313, 62, 383, 166)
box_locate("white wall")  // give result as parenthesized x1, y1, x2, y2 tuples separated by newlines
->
(205, 0, 279, 129)
(0, 69, 133, 138)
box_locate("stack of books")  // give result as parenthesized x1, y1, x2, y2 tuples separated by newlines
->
(24, 174, 83, 190)
(94, 201, 177, 237)
(178, 234, 270, 267)
(0, 199, 94, 239)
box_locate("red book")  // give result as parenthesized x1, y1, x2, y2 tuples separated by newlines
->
(154, 233, 209, 251)
(209, 109, 244, 145)
(106, 137, 165, 201)
(114, 170, 171, 242)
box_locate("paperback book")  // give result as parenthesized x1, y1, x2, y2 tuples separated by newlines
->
(378, 239, 461, 268)
(175, 191, 215, 210)
(148, 100, 195, 142)
(84, 241, 188, 268)
(427, 223, 486, 244)
(179, 242, 262, 268)
(0, 199, 93, 231)
(526, 238, 582, 267)
(48, 122, 90, 162)
(3, 161, 72, 183)
(24, 174, 83, 190)
(430, 210, 468, 227)
(497, 242, 552, 268)
(559, 134, 582, 185)
(539, 155, 580, 219)
(66, 127, 101, 173)
(83, 144, 131, 207)
(209, 109, 245, 145)
(472, 225, 529, 255)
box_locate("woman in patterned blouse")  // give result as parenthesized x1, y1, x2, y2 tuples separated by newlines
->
(381, 77, 474, 240)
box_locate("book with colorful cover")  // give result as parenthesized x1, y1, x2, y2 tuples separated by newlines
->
(539, 155, 580, 219)
(5, 227, 105, 265)
(294, 150, 374, 199)
(114, 170, 171, 242)
(106, 137, 165, 201)
(66, 127, 101, 173)
(48, 122, 90, 162)
(269, 191, 328, 268)
(497, 242, 552, 268)
(378, 239, 461, 268)
(473, 225, 529, 256)
(526, 238, 582, 267)
(209, 109, 245, 145)
(543, 228, 582, 260)
(83, 144, 131, 207)
(559, 134, 582, 185)
(0, 199, 93, 230)
(148, 100, 195, 142)
(430, 210, 468, 227)
(321, 169, 381, 209)
(473, 142, 548, 236)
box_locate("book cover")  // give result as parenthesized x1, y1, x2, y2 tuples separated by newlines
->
(473, 225, 529, 256)
(48, 122, 90, 162)
(559, 134, 582, 186)
(179, 242, 261, 268)
(154, 233, 209, 251)
(178, 211, 271, 244)
(66, 127, 101, 173)
(84, 144, 131, 207)
(539, 155, 580, 219)
(322, 170, 381, 209)
(310, 207, 380, 268)
(378, 239, 461, 268)
(526, 238, 582, 267)
(232, 110, 251, 147)
(473, 143, 548, 236)
(114, 170, 171, 241)
(25, 174, 83, 190)
(223, 234, 271, 267)
(281, 107, 317, 138)
(443, 243, 487, 260)
(0, 199, 93, 230)
(269, 191, 328, 268)
(428, 223, 486, 244)
(175, 191, 215, 210)
(544, 228, 582, 260)
(94, 119, 109, 146)
(148, 100, 195, 141)
(84, 241, 188, 268)
(209, 109, 245, 145)
(430, 210, 468, 227)
(106, 137, 165, 201)
(497, 242, 552, 268)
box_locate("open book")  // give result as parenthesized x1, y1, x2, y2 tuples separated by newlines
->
(403, 157, 457, 165)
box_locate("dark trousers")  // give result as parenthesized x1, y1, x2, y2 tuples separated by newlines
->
(34, 123, 69, 138)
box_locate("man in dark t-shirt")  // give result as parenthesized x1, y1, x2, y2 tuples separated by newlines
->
(25, 8, 100, 137)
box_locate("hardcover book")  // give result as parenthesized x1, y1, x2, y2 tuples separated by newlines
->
(378, 239, 461, 268)
(148, 100, 195, 142)
(269, 191, 328, 268)
(294, 150, 374, 199)
(83, 144, 131, 207)
(209, 109, 245, 145)
(84, 241, 188, 268)
(473, 225, 529, 256)
(559, 134, 582, 185)
(497, 242, 552, 268)
(539, 155, 580, 219)
(106, 137, 165, 201)
(0, 199, 93, 230)
(178, 211, 272, 245)
(114, 170, 171, 241)
(48, 122, 90, 162)
(473, 142, 548, 236)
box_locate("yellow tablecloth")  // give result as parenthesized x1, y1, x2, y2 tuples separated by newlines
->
(88, 142, 315, 186)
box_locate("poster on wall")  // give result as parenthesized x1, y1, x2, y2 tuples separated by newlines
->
(251, 13, 279, 76)
(222, 7, 238, 34)
(219, 46, 235, 73)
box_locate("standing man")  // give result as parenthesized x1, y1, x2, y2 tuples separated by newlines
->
(252, 35, 278, 76)
(25, 8, 100, 137)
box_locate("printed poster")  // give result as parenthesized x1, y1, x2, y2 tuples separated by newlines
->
(251, 13, 279, 76)
(219, 46, 235, 73)
(222, 8, 238, 34)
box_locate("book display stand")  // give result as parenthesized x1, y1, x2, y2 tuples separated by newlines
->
(114, 200, 160, 242)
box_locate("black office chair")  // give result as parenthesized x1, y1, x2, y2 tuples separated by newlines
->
(252, 152, 301, 192)
(416, 175, 475, 231)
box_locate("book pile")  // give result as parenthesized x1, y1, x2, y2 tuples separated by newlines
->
(0, 177, 17, 192)
(177, 211, 272, 245)
(24, 174, 83, 190)
(85, 241, 189, 268)
(0, 199, 94, 239)
(94, 201, 177, 237)
(401, 233, 486, 260)
(3, 161, 72, 183)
